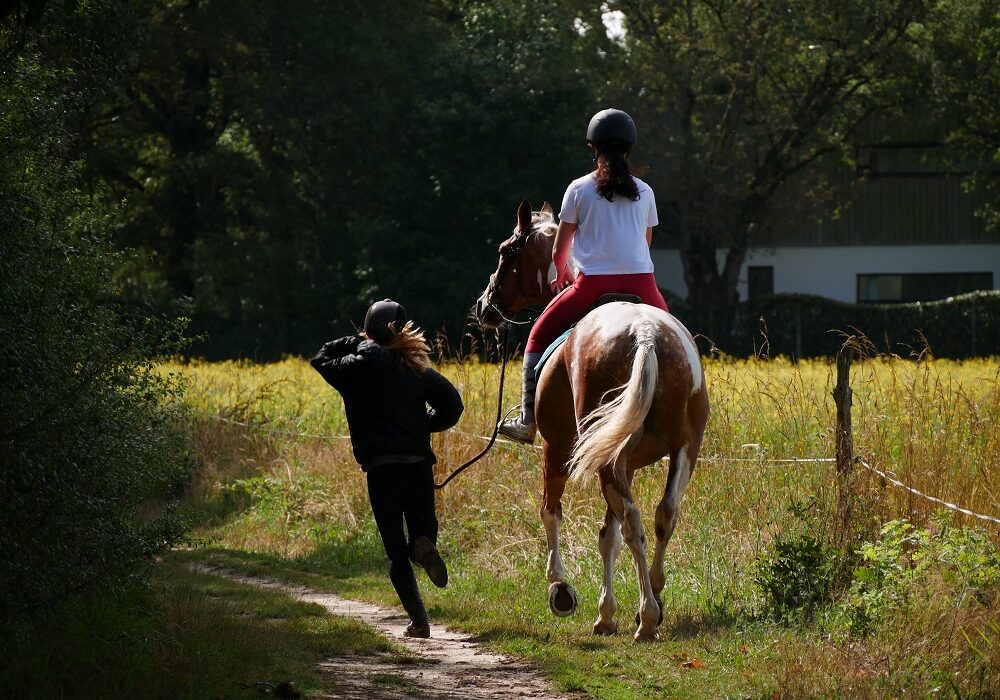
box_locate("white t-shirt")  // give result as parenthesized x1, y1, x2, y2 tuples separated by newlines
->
(558, 172, 658, 276)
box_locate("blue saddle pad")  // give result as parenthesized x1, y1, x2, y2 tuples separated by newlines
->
(533, 327, 574, 381)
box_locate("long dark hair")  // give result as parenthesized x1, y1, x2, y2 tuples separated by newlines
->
(593, 141, 639, 202)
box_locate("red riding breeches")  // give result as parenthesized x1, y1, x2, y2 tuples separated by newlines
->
(524, 272, 669, 354)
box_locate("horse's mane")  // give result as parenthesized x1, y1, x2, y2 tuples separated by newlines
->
(531, 209, 558, 237)
(531, 206, 578, 276)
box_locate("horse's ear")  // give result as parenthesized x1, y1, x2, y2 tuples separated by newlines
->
(516, 199, 533, 236)
(540, 201, 553, 218)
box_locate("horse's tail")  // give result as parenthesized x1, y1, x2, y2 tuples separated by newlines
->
(568, 318, 658, 482)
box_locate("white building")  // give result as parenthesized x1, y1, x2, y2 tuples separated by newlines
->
(651, 149, 1000, 304)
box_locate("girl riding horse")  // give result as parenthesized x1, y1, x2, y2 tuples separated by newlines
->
(498, 108, 670, 444)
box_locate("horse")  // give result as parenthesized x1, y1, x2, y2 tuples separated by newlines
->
(474, 200, 710, 642)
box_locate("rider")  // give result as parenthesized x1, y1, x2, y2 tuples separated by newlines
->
(498, 108, 670, 444)
(311, 299, 464, 638)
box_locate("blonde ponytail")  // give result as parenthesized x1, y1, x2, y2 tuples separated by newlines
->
(380, 321, 432, 372)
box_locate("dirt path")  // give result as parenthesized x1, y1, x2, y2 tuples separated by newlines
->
(194, 566, 570, 700)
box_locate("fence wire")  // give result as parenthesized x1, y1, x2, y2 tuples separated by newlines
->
(193, 413, 1000, 525)
(856, 457, 1000, 526)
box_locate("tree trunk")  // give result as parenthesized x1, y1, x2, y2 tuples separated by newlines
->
(681, 230, 742, 306)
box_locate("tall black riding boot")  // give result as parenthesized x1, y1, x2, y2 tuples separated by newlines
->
(497, 351, 541, 444)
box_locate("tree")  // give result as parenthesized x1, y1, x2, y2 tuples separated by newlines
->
(1, 1, 189, 631)
(606, 0, 928, 304)
(923, 0, 1000, 230)
(78, 0, 611, 356)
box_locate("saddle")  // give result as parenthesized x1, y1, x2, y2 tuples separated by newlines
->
(533, 293, 642, 380)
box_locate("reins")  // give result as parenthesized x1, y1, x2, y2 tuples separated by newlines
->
(487, 303, 540, 326)
(433, 215, 550, 489)
(433, 324, 513, 490)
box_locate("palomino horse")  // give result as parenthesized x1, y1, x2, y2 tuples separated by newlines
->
(474, 200, 709, 641)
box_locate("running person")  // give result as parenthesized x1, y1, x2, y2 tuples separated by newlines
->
(311, 299, 464, 638)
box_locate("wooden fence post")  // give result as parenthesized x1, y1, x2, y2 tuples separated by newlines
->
(833, 340, 856, 541)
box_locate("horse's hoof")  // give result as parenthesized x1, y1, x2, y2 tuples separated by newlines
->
(634, 628, 659, 643)
(548, 582, 577, 617)
(635, 599, 664, 628)
(593, 619, 618, 636)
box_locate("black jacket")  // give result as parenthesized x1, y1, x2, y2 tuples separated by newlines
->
(310, 335, 464, 470)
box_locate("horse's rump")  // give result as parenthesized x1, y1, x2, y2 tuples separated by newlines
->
(556, 302, 703, 480)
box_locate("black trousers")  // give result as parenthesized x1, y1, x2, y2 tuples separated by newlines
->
(365, 459, 438, 623)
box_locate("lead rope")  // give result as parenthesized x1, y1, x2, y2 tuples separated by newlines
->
(434, 324, 513, 490)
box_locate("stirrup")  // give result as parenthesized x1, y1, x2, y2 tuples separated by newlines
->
(498, 415, 536, 444)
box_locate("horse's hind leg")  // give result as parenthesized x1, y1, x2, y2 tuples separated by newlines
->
(593, 506, 622, 635)
(650, 443, 696, 623)
(601, 462, 659, 642)
(541, 440, 576, 617)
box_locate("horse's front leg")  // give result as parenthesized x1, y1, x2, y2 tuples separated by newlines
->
(602, 461, 659, 642)
(541, 439, 576, 616)
(593, 504, 622, 635)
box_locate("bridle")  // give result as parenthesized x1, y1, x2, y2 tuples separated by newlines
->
(434, 227, 543, 489)
(481, 229, 544, 326)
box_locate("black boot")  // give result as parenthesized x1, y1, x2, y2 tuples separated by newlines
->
(498, 352, 541, 444)
(413, 535, 448, 588)
(388, 558, 430, 637)
(404, 620, 431, 638)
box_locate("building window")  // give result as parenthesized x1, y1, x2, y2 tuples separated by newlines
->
(857, 272, 993, 303)
(747, 266, 774, 299)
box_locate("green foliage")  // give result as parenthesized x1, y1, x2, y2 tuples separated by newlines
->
(0, 0, 190, 634)
(754, 500, 842, 622)
(31, 0, 996, 355)
(606, 0, 932, 304)
(923, 0, 1000, 231)
(0, 561, 400, 698)
(842, 518, 1000, 635)
(78, 0, 607, 358)
(673, 289, 1000, 358)
(755, 531, 840, 623)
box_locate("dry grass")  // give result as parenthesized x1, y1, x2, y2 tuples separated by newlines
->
(165, 352, 1000, 699)
(170, 354, 999, 562)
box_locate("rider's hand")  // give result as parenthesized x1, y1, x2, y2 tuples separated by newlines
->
(550, 265, 574, 293)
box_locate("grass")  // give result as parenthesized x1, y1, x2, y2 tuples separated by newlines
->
(0, 559, 409, 699)
(162, 352, 1000, 698)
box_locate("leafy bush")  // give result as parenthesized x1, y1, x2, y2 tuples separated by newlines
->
(841, 517, 1000, 635)
(755, 532, 840, 622)
(0, 8, 190, 636)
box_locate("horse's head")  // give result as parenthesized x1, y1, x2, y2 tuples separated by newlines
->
(474, 199, 558, 329)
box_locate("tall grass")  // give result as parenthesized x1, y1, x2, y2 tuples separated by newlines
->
(165, 352, 1000, 698)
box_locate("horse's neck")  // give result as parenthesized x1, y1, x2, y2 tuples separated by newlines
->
(533, 229, 577, 281)
(529, 232, 559, 301)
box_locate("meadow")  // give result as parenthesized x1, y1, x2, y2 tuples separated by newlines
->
(168, 350, 1000, 699)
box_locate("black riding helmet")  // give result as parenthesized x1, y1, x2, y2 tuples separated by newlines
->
(585, 108, 637, 149)
(364, 299, 408, 345)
